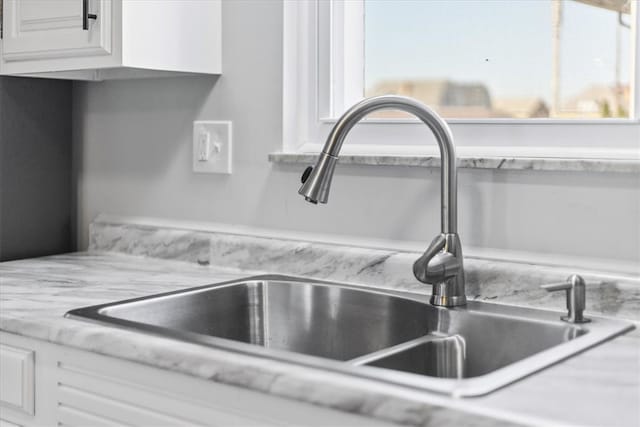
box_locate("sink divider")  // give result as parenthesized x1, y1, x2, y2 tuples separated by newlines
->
(346, 333, 452, 366)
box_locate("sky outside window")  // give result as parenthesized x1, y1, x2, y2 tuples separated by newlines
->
(364, 0, 633, 119)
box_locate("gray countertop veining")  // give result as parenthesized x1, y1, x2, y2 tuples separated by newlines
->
(268, 152, 640, 173)
(1, 218, 639, 427)
(88, 218, 640, 322)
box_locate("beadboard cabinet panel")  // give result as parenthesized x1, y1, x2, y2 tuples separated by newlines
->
(0, 332, 394, 427)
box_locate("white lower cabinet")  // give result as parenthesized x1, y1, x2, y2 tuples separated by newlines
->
(0, 344, 34, 416)
(0, 332, 392, 427)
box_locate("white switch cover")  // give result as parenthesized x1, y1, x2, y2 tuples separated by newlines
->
(193, 121, 232, 174)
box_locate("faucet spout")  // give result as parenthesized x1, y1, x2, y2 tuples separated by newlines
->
(298, 95, 466, 307)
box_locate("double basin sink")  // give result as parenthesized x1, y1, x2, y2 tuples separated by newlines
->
(67, 275, 633, 397)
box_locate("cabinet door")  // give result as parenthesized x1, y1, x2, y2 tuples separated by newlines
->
(1, 0, 111, 62)
(0, 344, 34, 416)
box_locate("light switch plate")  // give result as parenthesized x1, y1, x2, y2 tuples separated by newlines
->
(192, 121, 232, 174)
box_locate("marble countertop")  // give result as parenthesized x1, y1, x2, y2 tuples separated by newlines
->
(268, 152, 640, 173)
(1, 251, 638, 427)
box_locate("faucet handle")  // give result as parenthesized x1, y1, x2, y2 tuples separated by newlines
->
(414, 233, 466, 307)
(541, 274, 590, 324)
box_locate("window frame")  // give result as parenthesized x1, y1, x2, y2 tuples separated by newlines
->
(283, 0, 640, 160)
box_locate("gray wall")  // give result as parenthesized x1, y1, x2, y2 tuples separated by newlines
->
(0, 76, 73, 261)
(73, 0, 640, 266)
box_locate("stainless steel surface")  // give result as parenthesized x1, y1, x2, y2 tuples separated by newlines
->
(66, 275, 634, 397)
(299, 152, 338, 206)
(90, 279, 433, 361)
(364, 335, 467, 379)
(298, 95, 457, 232)
(297, 95, 466, 306)
(413, 233, 466, 307)
(542, 274, 591, 323)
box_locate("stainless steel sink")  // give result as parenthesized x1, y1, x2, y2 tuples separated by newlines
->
(88, 279, 432, 361)
(66, 275, 633, 397)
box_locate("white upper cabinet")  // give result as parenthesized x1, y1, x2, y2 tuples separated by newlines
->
(2, 0, 112, 63)
(0, 0, 221, 80)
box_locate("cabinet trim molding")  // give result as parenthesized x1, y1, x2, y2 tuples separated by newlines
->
(0, 344, 35, 416)
(1, 0, 112, 63)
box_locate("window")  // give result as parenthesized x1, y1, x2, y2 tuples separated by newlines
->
(365, 0, 633, 120)
(283, 0, 640, 158)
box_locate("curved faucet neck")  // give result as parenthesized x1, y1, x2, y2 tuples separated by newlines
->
(298, 95, 466, 307)
(321, 95, 457, 234)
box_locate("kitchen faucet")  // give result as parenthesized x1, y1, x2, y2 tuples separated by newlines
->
(298, 95, 466, 307)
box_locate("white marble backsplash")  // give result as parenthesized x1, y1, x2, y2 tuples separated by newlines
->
(90, 218, 640, 321)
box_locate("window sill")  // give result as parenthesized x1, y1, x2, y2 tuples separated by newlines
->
(269, 152, 640, 173)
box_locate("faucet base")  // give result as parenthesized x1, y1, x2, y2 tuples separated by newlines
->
(414, 233, 467, 308)
(430, 294, 467, 307)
